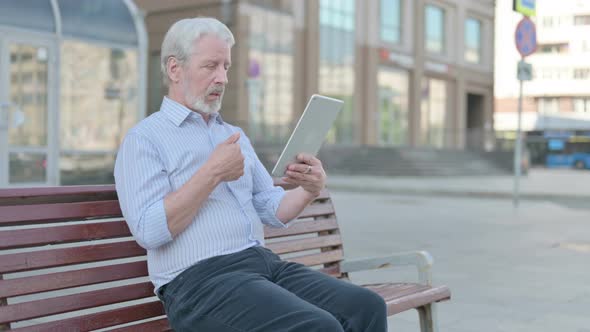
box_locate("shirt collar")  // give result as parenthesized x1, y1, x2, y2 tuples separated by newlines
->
(160, 96, 224, 126)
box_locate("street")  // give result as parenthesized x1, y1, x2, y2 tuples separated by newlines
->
(331, 191, 590, 332)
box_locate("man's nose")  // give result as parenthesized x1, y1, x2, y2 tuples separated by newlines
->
(214, 67, 228, 85)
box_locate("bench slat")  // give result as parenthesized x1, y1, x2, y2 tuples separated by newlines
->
(0, 282, 155, 324)
(297, 202, 335, 219)
(0, 201, 122, 226)
(288, 249, 343, 267)
(0, 185, 116, 199)
(109, 317, 172, 332)
(0, 241, 145, 274)
(364, 283, 451, 315)
(0, 221, 131, 250)
(267, 234, 342, 255)
(264, 218, 338, 239)
(0, 261, 147, 298)
(10, 301, 164, 332)
(318, 265, 342, 278)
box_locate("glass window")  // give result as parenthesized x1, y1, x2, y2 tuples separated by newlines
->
(148, 53, 165, 115)
(0, 0, 55, 32)
(247, 6, 295, 144)
(320, 0, 356, 144)
(9, 44, 49, 148)
(537, 97, 559, 114)
(377, 68, 409, 146)
(420, 78, 447, 147)
(465, 18, 482, 63)
(425, 4, 445, 54)
(380, 0, 401, 44)
(57, 0, 137, 46)
(9, 152, 47, 184)
(574, 15, 590, 26)
(538, 43, 568, 54)
(60, 41, 138, 184)
(573, 68, 590, 79)
(573, 98, 590, 113)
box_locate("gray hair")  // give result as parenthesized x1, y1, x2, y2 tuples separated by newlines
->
(160, 17, 235, 86)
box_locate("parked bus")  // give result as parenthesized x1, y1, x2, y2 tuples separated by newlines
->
(545, 135, 590, 169)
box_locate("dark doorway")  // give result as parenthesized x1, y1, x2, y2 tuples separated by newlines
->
(466, 93, 485, 149)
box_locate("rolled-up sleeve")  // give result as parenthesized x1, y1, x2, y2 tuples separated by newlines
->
(251, 155, 287, 228)
(242, 148, 285, 229)
(114, 133, 173, 249)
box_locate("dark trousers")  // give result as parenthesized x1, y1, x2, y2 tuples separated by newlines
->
(158, 246, 387, 332)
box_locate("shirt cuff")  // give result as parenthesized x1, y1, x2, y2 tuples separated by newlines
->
(262, 188, 289, 228)
(141, 200, 173, 249)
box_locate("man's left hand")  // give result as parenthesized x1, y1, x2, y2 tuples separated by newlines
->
(282, 153, 326, 196)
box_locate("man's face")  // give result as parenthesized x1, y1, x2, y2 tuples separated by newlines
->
(181, 34, 231, 114)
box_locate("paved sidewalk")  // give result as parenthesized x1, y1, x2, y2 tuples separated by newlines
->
(327, 168, 590, 201)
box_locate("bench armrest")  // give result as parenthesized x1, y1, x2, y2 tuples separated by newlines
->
(340, 251, 434, 286)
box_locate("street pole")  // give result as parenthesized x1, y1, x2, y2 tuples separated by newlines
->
(513, 60, 524, 207)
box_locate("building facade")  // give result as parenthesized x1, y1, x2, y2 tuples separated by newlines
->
(0, 0, 495, 187)
(495, 0, 590, 133)
(137, 0, 495, 150)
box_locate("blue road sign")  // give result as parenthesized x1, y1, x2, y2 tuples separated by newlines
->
(513, 0, 536, 16)
(515, 17, 537, 57)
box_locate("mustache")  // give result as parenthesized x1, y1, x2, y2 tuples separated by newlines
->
(207, 85, 224, 95)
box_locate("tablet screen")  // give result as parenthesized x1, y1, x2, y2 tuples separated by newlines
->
(271, 95, 343, 177)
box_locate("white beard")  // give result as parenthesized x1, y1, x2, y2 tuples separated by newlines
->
(185, 85, 224, 114)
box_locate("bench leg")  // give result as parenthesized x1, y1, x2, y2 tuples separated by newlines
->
(417, 303, 438, 332)
(0, 275, 8, 331)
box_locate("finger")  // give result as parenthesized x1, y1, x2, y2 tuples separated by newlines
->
(225, 132, 240, 144)
(281, 175, 311, 186)
(285, 170, 316, 182)
(296, 153, 320, 166)
(287, 163, 311, 173)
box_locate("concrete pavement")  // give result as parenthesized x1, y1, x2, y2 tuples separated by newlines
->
(329, 190, 590, 332)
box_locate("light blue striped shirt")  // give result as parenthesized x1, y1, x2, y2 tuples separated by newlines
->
(114, 97, 287, 292)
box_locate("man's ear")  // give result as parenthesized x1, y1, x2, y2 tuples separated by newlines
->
(167, 57, 182, 84)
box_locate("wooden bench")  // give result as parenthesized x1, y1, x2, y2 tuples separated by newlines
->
(0, 182, 450, 331)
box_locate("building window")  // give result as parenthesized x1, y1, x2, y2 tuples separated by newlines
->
(573, 98, 590, 113)
(60, 41, 138, 184)
(464, 18, 482, 63)
(377, 68, 409, 146)
(574, 15, 590, 26)
(420, 78, 447, 147)
(537, 97, 559, 114)
(538, 43, 568, 54)
(574, 68, 590, 79)
(380, 0, 401, 44)
(425, 4, 445, 54)
(542, 16, 553, 28)
(320, 0, 356, 144)
(247, 6, 295, 144)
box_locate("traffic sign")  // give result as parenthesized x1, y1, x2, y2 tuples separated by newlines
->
(515, 17, 537, 57)
(513, 0, 536, 17)
(517, 60, 532, 81)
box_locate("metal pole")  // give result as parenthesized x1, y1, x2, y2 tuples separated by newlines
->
(513, 60, 524, 207)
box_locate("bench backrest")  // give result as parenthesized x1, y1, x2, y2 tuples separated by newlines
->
(0, 182, 343, 331)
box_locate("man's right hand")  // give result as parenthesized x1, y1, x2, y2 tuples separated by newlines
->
(205, 132, 245, 182)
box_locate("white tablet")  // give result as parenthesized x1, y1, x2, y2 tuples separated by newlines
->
(271, 94, 343, 177)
